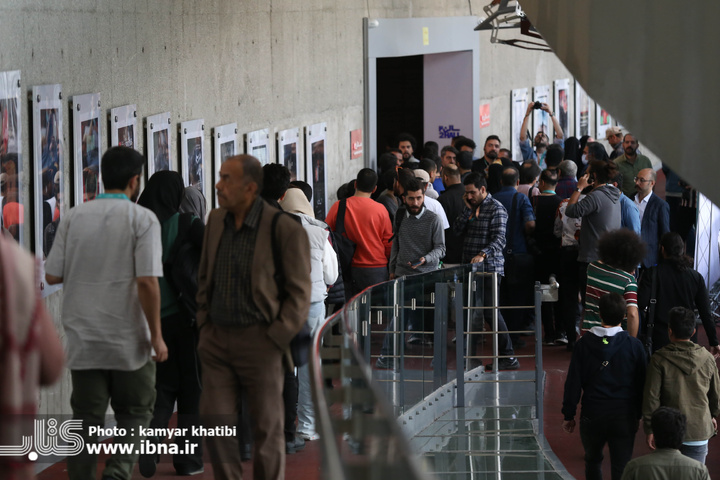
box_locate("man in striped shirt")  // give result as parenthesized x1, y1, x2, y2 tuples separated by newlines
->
(583, 229, 646, 336)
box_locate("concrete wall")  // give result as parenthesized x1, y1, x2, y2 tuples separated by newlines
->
(0, 1, 572, 416)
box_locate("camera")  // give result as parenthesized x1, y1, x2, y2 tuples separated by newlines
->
(533, 101, 542, 110)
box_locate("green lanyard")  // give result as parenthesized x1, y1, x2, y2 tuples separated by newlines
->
(96, 193, 129, 201)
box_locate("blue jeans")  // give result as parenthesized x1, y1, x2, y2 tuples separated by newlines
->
(681, 443, 709, 464)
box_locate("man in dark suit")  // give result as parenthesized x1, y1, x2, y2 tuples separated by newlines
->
(196, 154, 311, 480)
(634, 168, 670, 270)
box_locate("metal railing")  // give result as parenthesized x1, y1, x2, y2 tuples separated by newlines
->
(309, 263, 555, 479)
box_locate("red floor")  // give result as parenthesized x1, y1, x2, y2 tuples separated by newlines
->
(38, 327, 720, 479)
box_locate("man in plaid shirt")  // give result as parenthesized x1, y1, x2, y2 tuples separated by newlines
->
(453, 172, 519, 370)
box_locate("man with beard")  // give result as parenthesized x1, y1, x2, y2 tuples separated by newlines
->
(397, 132, 419, 166)
(377, 177, 445, 367)
(615, 133, 652, 198)
(45, 147, 168, 480)
(605, 126, 624, 160)
(471, 135, 501, 174)
(453, 172, 519, 370)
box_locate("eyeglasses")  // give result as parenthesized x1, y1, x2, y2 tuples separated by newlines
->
(634, 177, 651, 184)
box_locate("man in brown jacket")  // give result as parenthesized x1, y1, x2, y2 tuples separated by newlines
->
(196, 154, 311, 480)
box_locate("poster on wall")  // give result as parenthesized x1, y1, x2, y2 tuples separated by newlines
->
(277, 127, 301, 181)
(72, 93, 102, 206)
(246, 128, 269, 165)
(305, 123, 327, 219)
(596, 105, 613, 141)
(213, 123, 238, 208)
(110, 104, 137, 150)
(554, 79, 570, 139)
(32, 84, 64, 297)
(0, 70, 22, 245)
(179, 119, 206, 204)
(533, 85, 552, 140)
(145, 112, 172, 180)
(574, 81, 591, 139)
(510, 88, 528, 163)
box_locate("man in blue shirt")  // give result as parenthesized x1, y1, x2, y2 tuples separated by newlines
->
(493, 166, 536, 347)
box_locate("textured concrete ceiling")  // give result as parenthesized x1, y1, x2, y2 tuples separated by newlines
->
(522, 0, 720, 206)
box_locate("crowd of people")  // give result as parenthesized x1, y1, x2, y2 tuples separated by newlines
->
(1, 114, 719, 480)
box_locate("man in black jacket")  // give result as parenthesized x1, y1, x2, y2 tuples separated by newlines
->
(562, 292, 647, 480)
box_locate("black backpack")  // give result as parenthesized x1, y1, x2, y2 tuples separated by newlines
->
(329, 199, 356, 294)
(163, 213, 201, 323)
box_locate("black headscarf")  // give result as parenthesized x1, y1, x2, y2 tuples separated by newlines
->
(137, 170, 184, 223)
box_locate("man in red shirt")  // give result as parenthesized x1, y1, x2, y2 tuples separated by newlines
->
(326, 168, 392, 296)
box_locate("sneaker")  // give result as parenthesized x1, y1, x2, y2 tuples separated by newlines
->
(407, 334, 423, 345)
(176, 466, 205, 476)
(298, 431, 320, 441)
(543, 337, 557, 346)
(555, 333, 569, 345)
(138, 452, 159, 478)
(375, 356, 396, 369)
(485, 357, 520, 371)
(420, 335, 433, 346)
(286, 436, 306, 454)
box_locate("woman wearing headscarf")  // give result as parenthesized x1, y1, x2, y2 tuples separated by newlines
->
(637, 232, 720, 355)
(179, 185, 207, 223)
(137, 171, 205, 477)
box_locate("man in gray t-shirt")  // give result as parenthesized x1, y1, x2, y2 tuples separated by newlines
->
(46, 147, 167, 480)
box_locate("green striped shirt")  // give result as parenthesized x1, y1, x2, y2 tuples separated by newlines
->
(584, 261, 637, 331)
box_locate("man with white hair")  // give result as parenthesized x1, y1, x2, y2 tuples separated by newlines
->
(556, 160, 578, 199)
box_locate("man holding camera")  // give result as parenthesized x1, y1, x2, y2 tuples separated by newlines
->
(519, 102, 564, 163)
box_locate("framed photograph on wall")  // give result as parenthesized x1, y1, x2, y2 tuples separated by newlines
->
(145, 112, 172, 180)
(305, 122, 327, 219)
(72, 93, 102, 206)
(533, 84, 552, 140)
(179, 119, 206, 201)
(31, 84, 64, 296)
(596, 104, 613, 141)
(246, 128, 270, 165)
(213, 123, 238, 209)
(574, 80, 591, 139)
(277, 128, 301, 181)
(510, 88, 528, 163)
(554, 79, 571, 139)
(109, 104, 137, 149)
(0, 70, 23, 245)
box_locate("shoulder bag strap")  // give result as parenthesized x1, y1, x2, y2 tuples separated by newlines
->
(505, 192, 518, 255)
(336, 199, 348, 235)
(646, 267, 658, 344)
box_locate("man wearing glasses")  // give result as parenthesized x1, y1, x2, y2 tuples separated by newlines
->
(634, 168, 670, 272)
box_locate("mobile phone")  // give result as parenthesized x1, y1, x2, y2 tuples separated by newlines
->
(410, 260, 423, 267)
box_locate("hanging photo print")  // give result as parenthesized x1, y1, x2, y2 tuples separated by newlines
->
(554, 79, 571, 138)
(277, 127, 301, 181)
(110, 104, 137, 149)
(32, 84, 64, 296)
(72, 93, 102, 206)
(0, 70, 22, 244)
(510, 88, 528, 163)
(246, 128, 270, 165)
(305, 123, 327, 219)
(575, 81, 591, 138)
(213, 123, 238, 208)
(145, 112, 172, 179)
(179, 119, 206, 201)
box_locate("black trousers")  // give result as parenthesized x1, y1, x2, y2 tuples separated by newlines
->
(579, 415, 638, 480)
(149, 312, 203, 472)
(558, 246, 580, 342)
(283, 369, 298, 443)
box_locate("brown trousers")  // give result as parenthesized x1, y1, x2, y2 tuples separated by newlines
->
(198, 322, 285, 480)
